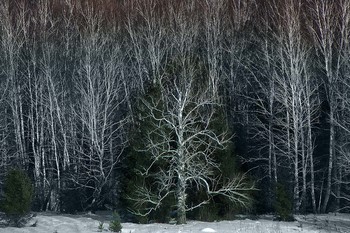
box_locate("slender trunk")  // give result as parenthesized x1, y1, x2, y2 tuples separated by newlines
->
(290, 93, 300, 212)
(293, 119, 299, 213)
(336, 166, 341, 211)
(29, 78, 40, 181)
(322, 104, 334, 213)
(317, 173, 325, 213)
(40, 102, 47, 210)
(308, 99, 316, 213)
(268, 79, 276, 209)
(48, 74, 70, 169)
(284, 84, 291, 176)
(12, 86, 24, 163)
(19, 90, 27, 166)
(299, 124, 307, 211)
(47, 75, 61, 211)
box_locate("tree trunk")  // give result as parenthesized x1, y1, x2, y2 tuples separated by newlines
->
(177, 92, 187, 225)
(176, 136, 187, 224)
(268, 79, 276, 209)
(176, 177, 187, 224)
(322, 105, 334, 213)
(308, 99, 317, 213)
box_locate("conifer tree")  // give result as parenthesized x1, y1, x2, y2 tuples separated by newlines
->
(1, 169, 34, 227)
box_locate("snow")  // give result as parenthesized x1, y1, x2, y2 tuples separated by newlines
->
(201, 227, 216, 232)
(0, 212, 348, 233)
(201, 228, 216, 232)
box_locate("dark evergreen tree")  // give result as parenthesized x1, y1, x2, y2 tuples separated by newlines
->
(109, 211, 123, 232)
(188, 110, 251, 221)
(0, 169, 34, 227)
(275, 183, 294, 221)
(121, 84, 175, 223)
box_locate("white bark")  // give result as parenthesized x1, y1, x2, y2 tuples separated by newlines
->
(308, 0, 344, 213)
(131, 67, 254, 224)
(70, 8, 127, 209)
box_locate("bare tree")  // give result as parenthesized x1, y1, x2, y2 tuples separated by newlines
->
(130, 62, 254, 224)
(202, 0, 226, 98)
(70, 6, 128, 210)
(0, 1, 12, 183)
(273, 0, 321, 213)
(330, 0, 350, 212)
(125, 0, 169, 93)
(308, 0, 346, 213)
(248, 0, 320, 213)
(0, 0, 27, 168)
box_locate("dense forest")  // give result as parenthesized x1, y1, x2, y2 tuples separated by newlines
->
(0, 0, 350, 223)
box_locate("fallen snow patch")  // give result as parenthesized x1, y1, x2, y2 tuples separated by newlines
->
(201, 227, 217, 232)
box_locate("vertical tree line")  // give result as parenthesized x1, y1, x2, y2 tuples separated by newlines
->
(0, 0, 349, 216)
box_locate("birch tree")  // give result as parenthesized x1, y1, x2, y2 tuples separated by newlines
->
(308, 0, 344, 213)
(125, 0, 169, 93)
(330, 0, 350, 211)
(130, 57, 254, 224)
(0, 1, 12, 183)
(25, 9, 49, 210)
(249, 0, 320, 213)
(0, 0, 27, 168)
(275, 0, 305, 213)
(71, 6, 128, 210)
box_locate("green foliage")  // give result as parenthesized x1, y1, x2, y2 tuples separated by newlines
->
(151, 195, 176, 223)
(122, 84, 176, 223)
(275, 183, 294, 221)
(0, 169, 34, 226)
(97, 221, 104, 232)
(251, 180, 273, 215)
(109, 211, 122, 232)
(207, 111, 253, 218)
(194, 203, 220, 222)
(60, 186, 84, 214)
(188, 111, 253, 220)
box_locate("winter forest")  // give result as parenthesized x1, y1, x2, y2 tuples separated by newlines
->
(0, 0, 350, 225)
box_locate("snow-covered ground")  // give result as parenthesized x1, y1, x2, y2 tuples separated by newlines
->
(0, 212, 349, 233)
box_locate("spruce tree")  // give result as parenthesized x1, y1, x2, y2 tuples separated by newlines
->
(122, 84, 175, 223)
(1, 169, 34, 227)
(275, 183, 294, 221)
